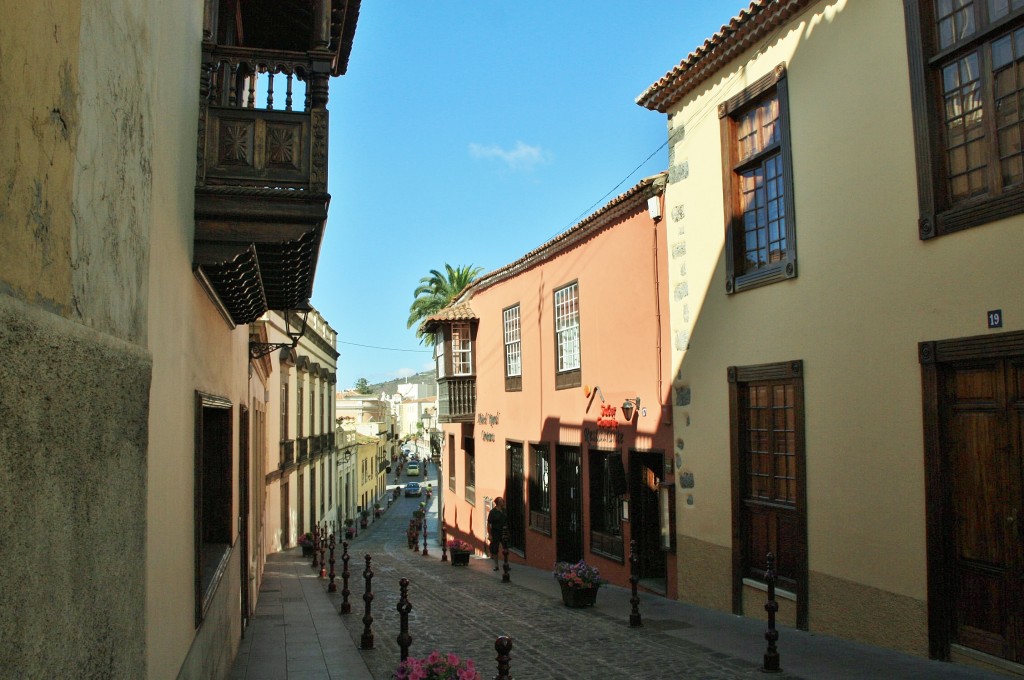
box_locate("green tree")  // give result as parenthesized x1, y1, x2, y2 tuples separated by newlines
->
(406, 264, 483, 345)
(354, 377, 372, 394)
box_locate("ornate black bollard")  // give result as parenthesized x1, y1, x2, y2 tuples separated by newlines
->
(494, 635, 513, 680)
(311, 528, 320, 569)
(328, 533, 337, 593)
(629, 539, 643, 627)
(319, 528, 327, 578)
(440, 525, 448, 562)
(339, 541, 352, 615)
(396, 578, 412, 662)
(762, 551, 782, 673)
(421, 517, 428, 556)
(501, 526, 511, 583)
(360, 554, 374, 649)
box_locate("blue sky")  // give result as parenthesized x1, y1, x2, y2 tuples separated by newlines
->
(313, 1, 743, 388)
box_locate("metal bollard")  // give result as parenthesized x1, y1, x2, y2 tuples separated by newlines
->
(762, 551, 782, 673)
(440, 525, 448, 562)
(339, 541, 352, 615)
(494, 635, 513, 680)
(311, 529, 320, 569)
(319, 527, 327, 578)
(501, 526, 511, 583)
(421, 517, 428, 556)
(360, 554, 374, 649)
(328, 533, 337, 593)
(396, 578, 412, 662)
(629, 539, 642, 627)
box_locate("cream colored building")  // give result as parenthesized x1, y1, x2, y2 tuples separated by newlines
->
(0, 1, 359, 678)
(638, 0, 1024, 671)
(257, 308, 339, 550)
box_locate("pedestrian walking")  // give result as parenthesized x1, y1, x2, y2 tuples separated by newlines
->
(487, 497, 506, 571)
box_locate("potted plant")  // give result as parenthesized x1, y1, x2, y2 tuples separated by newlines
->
(344, 518, 356, 540)
(447, 539, 472, 566)
(553, 560, 605, 608)
(395, 651, 480, 680)
(373, 502, 382, 518)
(298, 531, 315, 557)
(359, 509, 370, 529)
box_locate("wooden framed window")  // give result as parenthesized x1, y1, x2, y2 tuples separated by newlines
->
(435, 331, 446, 379)
(720, 64, 797, 293)
(451, 322, 473, 376)
(728, 360, 808, 629)
(448, 433, 456, 491)
(503, 304, 522, 391)
(464, 435, 476, 504)
(905, 0, 1024, 237)
(553, 281, 581, 389)
(529, 443, 552, 535)
(296, 380, 304, 438)
(195, 391, 233, 627)
(280, 378, 289, 441)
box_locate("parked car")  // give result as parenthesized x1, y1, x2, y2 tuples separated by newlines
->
(404, 482, 422, 497)
(406, 461, 420, 477)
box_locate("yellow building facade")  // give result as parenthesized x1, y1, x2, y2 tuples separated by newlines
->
(639, 0, 1024, 671)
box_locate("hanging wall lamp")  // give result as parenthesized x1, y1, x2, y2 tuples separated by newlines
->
(621, 397, 641, 422)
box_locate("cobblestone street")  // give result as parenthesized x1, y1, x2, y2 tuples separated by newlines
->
(269, 475, 1002, 680)
(331, 489, 793, 680)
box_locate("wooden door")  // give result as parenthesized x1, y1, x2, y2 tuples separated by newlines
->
(556, 445, 583, 563)
(505, 442, 526, 553)
(943, 358, 1023, 663)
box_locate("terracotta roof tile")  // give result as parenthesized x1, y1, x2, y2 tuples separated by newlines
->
(636, 0, 815, 113)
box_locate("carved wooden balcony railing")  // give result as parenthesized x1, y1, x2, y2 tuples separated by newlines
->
(280, 439, 295, 468)
(297, 437, 309, 460)
(194, 0, 360, 325)
(438, 377, 476, 423)
(311, 434, 322, 456)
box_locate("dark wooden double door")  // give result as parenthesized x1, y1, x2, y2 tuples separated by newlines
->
(926, 344, 1023, 664)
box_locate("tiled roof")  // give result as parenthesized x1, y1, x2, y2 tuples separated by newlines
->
(421, 300, 477, 331)
(462, 173, 667, 298)
(636, 0, 815, 113)
(418, 172, 666, 334)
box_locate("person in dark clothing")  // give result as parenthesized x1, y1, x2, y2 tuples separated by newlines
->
(487, 497, 506, 571)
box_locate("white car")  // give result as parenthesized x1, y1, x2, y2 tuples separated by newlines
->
(406, 461, 420, 477)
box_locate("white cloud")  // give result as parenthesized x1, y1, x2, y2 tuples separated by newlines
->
(468, 141, 548, 171)
(393, 367, 416, 379)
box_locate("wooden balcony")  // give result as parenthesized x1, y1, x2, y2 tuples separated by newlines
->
(297, 437, 309, 460)
(280, 439, 295, 468)
(194, 0, 360, 325)
(438, 377, 476, 423)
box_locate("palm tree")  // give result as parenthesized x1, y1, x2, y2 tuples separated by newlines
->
(406, 264, 483, 345)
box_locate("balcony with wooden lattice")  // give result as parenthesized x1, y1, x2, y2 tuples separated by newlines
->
(194, 0, 360, 325)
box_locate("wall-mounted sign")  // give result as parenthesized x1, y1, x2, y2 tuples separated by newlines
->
(596, 404, 618, 430)
(584, 427, 624, 447)
(988, 309, 1003, 328)
(477, 412, 499, 443)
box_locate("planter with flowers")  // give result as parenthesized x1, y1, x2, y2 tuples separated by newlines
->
(447, 539, 472, 566)
(395, 651, 479, 680)
(553, 560, 604, 608)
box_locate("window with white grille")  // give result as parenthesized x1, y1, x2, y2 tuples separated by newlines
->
(554, 283, 580, 373)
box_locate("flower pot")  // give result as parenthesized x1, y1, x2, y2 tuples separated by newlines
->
(450, 550, 470, 566)
(559, 582, 599, 608)
(301, 545, 314, 557)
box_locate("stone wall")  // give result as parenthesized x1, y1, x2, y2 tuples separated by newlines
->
(0, 295, 150, 678)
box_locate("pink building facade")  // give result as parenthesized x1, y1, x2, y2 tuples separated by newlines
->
(425, 173, 677, 597)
